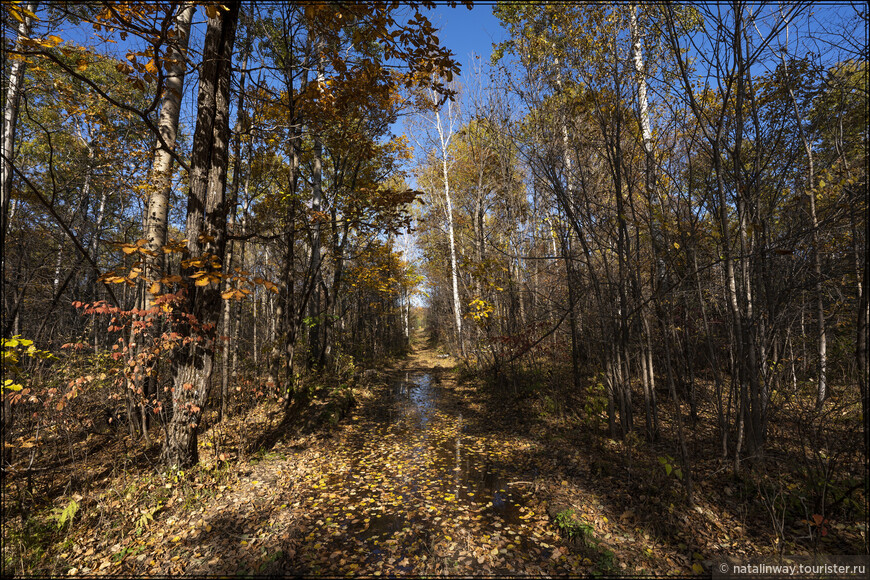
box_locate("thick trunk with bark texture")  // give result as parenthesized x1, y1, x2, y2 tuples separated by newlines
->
(163, 2, 240, 468)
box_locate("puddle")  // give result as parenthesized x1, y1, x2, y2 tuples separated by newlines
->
(292, 371, 554, 574)
(385, 373, 527, 526)
(357, 512, 406, 542)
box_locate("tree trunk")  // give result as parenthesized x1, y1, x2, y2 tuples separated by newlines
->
(858, 256, 868, 461)
(631, 4, 660, 443)
(781, 54, 827, 406)
(163, 1, 240, 468)
(1, 1, 37, 276)
(220, 35, 250, 422)
(137, 2, 195, 443)
(308, 38, 325, 370)
(144, 2, 195, 304)
(433, 91, 464, 357)
(661, 310, 694, 506)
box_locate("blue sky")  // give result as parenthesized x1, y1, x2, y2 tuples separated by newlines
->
(423, 3, 507, 77)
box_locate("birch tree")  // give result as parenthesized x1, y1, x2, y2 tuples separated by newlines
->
(1, 2, 38, 309)
(425, 86, 464, 357)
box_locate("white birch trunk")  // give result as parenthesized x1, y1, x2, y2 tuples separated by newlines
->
(143, 2, 195, 307)
(434, 95, 463, 356)
(2, 2, 37, 266)
(630, 5, 654, 156)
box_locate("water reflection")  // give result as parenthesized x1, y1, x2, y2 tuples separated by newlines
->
(292, 369, 557, 576)
(386, 373, 526, 525)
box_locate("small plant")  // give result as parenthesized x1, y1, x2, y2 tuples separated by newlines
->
(112, 544, 146, 562)
(658, 455, 683, 480)
(257, 549, 284, 574)
(135, 505, 161, 535)
(252, 447, 285, 463)
(592, 548, 617, 576)
(46, 498, 79, 530)
(583, 376, 608, 427)
(554, 508, 593, 545)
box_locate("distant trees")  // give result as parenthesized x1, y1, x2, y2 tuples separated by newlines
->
(414, 2, 867, 479)
(2, 1, 463, 469)
(1, 0, 864, 480)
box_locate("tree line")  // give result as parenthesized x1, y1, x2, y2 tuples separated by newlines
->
(2, 0, 867, 506)
(2, 1, 468, 469)
(412, 2, 867, 498)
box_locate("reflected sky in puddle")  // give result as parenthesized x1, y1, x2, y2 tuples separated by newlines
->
(386, 372, 527, 526)
(295, 371, 555, 575)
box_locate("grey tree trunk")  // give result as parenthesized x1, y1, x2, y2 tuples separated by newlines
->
(163, 1, 240, 468)
(858, 263, 868, 460)
(220, 36, 250, 421)
(308, 39, 325, 369)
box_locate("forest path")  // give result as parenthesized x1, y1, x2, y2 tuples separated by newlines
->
(39, 336, 779, 577)
(84, 334, 765, 578)
(148, 334, 604, 576)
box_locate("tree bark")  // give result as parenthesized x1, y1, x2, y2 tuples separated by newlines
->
(144, 2, 195, 305)
(163, 1, 240, 468)
(1, 1, 37, 273)
(858, 255, 868, 462)
(434, 94, 464, 358)
(308, 37, 325, 370)
(137, 2, 195, 443)
(220, 34, 250, 421)
(780, 51, 827, 406)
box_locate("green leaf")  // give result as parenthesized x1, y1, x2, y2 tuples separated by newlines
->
(48, 499, 79, 530)
(665, 463, 672, 476)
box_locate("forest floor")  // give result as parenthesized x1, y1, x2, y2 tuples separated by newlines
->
(3, 331, 866, 577)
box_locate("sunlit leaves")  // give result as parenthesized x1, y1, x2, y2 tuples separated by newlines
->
(7, 3, 39, 23)
(467, 298, 494, 324)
